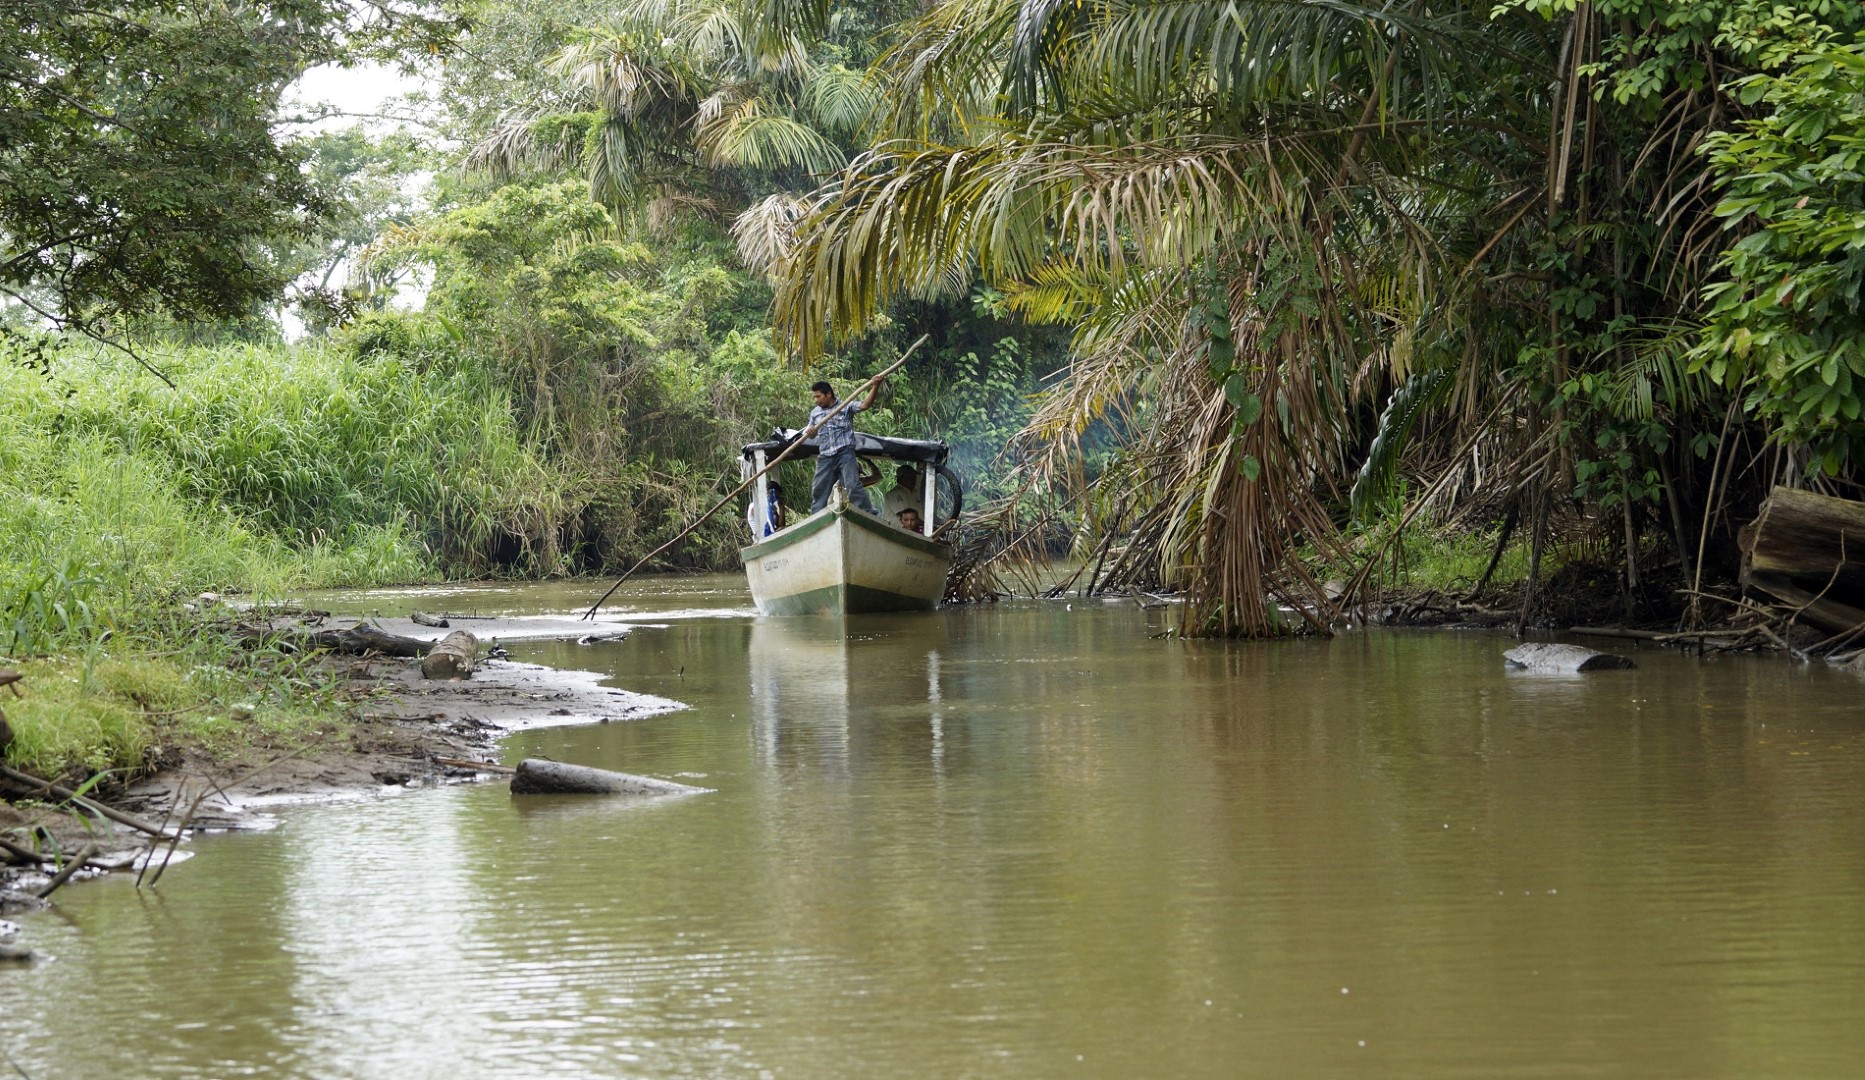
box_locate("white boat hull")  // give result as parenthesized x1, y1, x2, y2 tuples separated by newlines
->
(741, 503, 951, 615)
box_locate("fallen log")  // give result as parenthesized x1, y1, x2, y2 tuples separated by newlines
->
(420, 630, 478, 680)
(1504, 642, 1637, 672)
(243, 623, 433, 658)
(0, 833, 41, 863)
(410, 611, 449, 628)
(1740, 486, 1865, 634)
(509, 759, 708, 796)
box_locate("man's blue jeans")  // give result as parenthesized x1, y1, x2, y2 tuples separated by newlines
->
(810, 447, 874, 513)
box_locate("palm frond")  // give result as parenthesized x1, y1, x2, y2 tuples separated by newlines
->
(732, 192, 809, 277)
(802, 64, 879, 139)
(696, 96, 848, 173)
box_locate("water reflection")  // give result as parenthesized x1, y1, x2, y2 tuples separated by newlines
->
(3, 595, 1864, 1079)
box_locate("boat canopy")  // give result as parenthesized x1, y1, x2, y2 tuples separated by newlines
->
(741, 428, 950, 467)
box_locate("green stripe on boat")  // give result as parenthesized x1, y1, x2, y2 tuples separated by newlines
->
(757, 583, 938, 615)
(739, 508, 838, 560)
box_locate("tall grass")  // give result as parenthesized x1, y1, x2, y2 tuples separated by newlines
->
(4, 340, 580, 591)
(0, 339, 573, 776)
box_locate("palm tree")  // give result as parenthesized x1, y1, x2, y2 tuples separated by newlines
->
(768, 0, 1578, 633)
(466, 0, 883, 228)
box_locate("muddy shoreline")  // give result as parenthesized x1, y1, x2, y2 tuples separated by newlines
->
(1, 614, 683, 912)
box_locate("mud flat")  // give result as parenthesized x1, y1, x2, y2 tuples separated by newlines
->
(1, 614, 683, 898)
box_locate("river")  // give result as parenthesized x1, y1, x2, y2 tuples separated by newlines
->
(4, 576, 1863, 1078)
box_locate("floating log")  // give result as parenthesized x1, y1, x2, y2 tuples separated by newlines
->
(509, 759, 707, 796)
(1504, 642, 1637, 672)
(410, 611, 450, 628)
(420, 631, 478, 680)
(1740, 486, 1865, 634)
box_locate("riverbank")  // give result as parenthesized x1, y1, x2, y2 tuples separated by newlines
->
(1, 611, 683, 904)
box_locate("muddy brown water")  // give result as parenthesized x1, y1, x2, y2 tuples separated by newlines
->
(4, 577, 1864, 1078)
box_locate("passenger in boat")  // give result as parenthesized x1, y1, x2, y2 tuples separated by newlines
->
(897, 507, 924, 535)
(881, 464, 922, 521)
(807, 378, 882, 513)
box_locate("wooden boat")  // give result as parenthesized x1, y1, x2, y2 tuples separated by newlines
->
(739, 431, 957, 615)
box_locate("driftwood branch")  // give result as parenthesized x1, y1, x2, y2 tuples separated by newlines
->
(433, 757, 517, 774)
(34, 843, 97, 899)
(241, 623, 434, 657)
(0, 763, 177, 839)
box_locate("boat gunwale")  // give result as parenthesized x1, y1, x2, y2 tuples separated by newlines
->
(740, 505, 950, 563)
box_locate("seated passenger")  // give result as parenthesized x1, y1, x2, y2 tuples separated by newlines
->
(897, 507, 924, 535)
(882, 464, 922, 520)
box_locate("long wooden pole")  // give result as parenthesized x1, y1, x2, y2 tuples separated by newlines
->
(580, 335, 929, 620)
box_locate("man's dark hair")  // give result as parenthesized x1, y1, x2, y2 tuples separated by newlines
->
(896, 464, 920, 483)
(810, 380, 834, 395)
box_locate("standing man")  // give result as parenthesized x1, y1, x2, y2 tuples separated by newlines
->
(808, 376, 883, 513)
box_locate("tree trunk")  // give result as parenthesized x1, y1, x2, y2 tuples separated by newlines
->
(420, 631, 478, 680)
(1739, 486, 1865, 633)
(509, 759, 707, 796)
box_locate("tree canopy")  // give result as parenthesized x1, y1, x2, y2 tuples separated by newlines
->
(0, 0, 450, 331)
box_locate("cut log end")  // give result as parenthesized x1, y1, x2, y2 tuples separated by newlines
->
(1742, 486, 1865, 634)
(1504, 642, 1638, 673)
(509, 759, 708, 796)
(420, 631, 478, 680)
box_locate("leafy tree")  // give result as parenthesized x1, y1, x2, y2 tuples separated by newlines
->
(362, 179, 815, 566)
(285, 128, 430, 333)
(0, 0, 454, 338)
(767, 0, 1865, 633)
(1697, 39, 1865, 475)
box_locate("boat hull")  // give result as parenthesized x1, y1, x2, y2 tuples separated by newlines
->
(741, 505, 950, 615)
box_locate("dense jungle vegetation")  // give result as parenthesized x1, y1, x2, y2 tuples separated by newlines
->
(4, 0, 1865, 773)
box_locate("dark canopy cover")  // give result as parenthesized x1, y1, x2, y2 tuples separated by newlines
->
(742, 428, 950, 466)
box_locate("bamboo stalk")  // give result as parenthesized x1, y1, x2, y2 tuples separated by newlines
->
(581, 335, 928, 619)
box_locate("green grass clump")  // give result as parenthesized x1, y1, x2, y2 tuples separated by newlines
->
(1393, 526, 1539, 593)
(2, 648, 355, 780)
